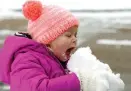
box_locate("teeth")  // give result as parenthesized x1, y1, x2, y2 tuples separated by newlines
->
(70, 52, 73, 56)
(62, 53, 65, 56)
(62, 53, 67, 59)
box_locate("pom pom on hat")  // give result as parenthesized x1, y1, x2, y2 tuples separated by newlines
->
(22, 0, 43, 21)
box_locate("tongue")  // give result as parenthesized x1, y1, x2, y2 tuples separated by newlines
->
(66, 51, 71, 60)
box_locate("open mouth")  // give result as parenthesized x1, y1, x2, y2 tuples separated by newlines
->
(65, 47, 75, 60)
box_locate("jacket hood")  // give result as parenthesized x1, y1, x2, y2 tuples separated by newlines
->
(0, 36, 49, 84)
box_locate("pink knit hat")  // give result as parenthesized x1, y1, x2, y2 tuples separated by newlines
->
(22, 0, 79, 44)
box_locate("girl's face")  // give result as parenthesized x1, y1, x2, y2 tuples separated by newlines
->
(48, 26, 78, 62)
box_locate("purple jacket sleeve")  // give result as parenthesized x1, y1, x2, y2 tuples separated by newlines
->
(10, 56, 80, 91)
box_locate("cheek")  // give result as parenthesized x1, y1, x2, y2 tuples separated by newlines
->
(50, 37, 72, 61)
(56, 42, 69, 52)
(51, 36, 71, 52)
(53, 40, 70, 54)
(59, 39, 71, 48)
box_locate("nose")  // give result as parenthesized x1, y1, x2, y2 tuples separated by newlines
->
(72, 35, 77, 46)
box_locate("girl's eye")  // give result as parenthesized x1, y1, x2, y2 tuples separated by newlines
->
(75, 32, 77, 37)
(65, 33, 72, 37)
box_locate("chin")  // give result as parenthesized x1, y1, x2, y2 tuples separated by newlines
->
(59, 57, 69, 62)
(62, 59, 68, 62)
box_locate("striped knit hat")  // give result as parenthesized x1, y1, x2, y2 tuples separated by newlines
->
(22, 0, 79, 44)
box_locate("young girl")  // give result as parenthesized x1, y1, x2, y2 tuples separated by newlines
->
(0, 0, 81, 91)
(0, 1, 125, 91)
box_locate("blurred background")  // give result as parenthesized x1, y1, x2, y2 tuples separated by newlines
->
(0, 0, 131, 91)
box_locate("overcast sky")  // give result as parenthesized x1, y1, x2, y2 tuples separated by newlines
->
(0, 0, 131, 10)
